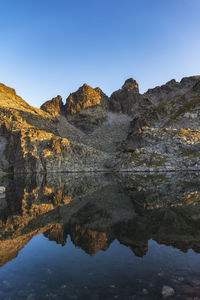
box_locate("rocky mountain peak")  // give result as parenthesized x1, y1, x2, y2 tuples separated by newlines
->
(122, 78, 139, 92)
(144, 76, 200, 105)
(0, 83, 17, 97)
(180, 76, 200, 89)
(0, 83, 49, 119)
(65, 84, 108, 115)
(109, 78, 148, 115)
(165, 79, 178, 87)
(0, 83, 30, 110)
(1, 75, 200, 175)
(40, 95, 63, 117)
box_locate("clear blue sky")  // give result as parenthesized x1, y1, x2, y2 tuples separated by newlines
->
(0, 0, 200, 107)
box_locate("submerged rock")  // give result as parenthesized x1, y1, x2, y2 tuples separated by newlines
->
(0, 186, 5, 194)
(162, 285, 175, 298)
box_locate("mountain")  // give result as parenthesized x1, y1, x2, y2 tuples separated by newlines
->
(0, 75, 200, 174)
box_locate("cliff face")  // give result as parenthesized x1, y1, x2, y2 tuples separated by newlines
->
(108, 76, 200, 171)
(40, 95, 63, 117)
(65, 84, 109, 133)
(0, 83, 109, 173)
(109, 78, 151, 115)
(0, 75, 200, 173)
(65, 84, 109, 115)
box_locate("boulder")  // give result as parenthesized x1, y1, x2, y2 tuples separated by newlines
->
(0, 186, 5, 194)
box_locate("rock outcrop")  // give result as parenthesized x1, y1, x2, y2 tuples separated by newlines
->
(109, 76, 200, 171)
(0, 83, 109, 173)
(109, 78, 151, 115)
(65, 84, 109, 133)
(0, 75, 200, 173)
(40, 95, 63, 117)
(144, 76, 200, 105)
(65, 84, 108, 115)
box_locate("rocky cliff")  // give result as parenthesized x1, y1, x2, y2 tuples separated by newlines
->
(0, 75, 200, 174)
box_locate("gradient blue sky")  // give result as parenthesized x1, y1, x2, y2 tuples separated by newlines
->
(0, 0, 200, 107)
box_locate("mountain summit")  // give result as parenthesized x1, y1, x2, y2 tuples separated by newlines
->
(0, 75, 200, 174)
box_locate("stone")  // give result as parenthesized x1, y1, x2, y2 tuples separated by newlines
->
(0, 186, 5, 193)
(142, 288, 148, 295)
(162, 285, 175, 298)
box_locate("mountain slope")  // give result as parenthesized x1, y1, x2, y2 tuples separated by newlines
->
(0, 76, 200, 174)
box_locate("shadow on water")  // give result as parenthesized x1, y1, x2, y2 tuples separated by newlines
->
(1, 172, 200, 299)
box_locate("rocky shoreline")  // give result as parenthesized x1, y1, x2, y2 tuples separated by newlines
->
(0, 75, 200, 174)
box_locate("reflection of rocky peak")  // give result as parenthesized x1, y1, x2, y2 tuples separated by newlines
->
(44, 224, 67, 246)
(1, 174, 200, 265)
(40, 95, 63, 117)
(68, 202, 115, 255)
(70, 225, 112, 255)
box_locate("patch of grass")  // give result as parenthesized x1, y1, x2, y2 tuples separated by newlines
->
(3, 166, 14, 174)
(3, 166, 14, 179)
(130, 152, 167, 167)
(165, 96, 200, 126)
(123, 147, 136, 153)
(179, 148, 200, 158)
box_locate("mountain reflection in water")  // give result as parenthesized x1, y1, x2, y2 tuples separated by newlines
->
(0, 173, 200, 299)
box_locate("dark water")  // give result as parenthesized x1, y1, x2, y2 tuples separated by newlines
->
(1, 173, 200, 300)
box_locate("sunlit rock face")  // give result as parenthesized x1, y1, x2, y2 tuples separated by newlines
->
(0, 83, 110, 173)
(65, 84, 109, 133)
(122, 78, 139, 92)
(65, 84, 109, 115)
(40, 95, 64, 117)
(0, 75, 200, 173)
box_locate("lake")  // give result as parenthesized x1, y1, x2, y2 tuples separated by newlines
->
(0, 172, 200, 299)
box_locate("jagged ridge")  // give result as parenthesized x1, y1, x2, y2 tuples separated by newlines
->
(0, 75, 200, 173)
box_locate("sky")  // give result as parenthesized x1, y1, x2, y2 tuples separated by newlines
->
(0, 0, 200, 107)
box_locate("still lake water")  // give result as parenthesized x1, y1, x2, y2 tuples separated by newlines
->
(1, 172, 200, 299)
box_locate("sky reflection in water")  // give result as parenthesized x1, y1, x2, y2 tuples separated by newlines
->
(0, 173, 200, 299)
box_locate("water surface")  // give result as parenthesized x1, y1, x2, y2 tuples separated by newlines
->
(1, 173, 200, 299)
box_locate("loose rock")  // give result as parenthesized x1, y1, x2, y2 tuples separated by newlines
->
(162, 285, 175, 298)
